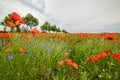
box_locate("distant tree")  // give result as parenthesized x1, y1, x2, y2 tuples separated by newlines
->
(22, 13, 39, 30)
(0, 15, 11, 31)
(51, 25, 57, 32)
(40, 24, 46, 32)
(40, 21, 51, 32)
(47, 26, 51, 32)
(56, 27, 61, 32)
(62, 29, 68, 33)
(41, 21, 68, 33)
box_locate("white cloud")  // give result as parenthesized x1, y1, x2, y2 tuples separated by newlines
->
(0, 0, 120, 32)
(44, 0, 120, 32)
(0, 0, 47, 28)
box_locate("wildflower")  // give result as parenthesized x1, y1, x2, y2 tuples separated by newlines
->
(70, 41, 76, 45)
(58, 60, 64, 67)
(59, 38, 62, 42)
(31, 28, 40, 35)
(7, 21, 15, 27)
(32, 57, 36, 60)
(64, 51, 69, 56)
(5, 44, 10, 47)
(15, 19, 24, 26)
(51, 71, 55, 76)
(18, 48, 24, 53)
(45, 74, 49, 77)
(5, 48, 12, 53)
(101, 53, 107, 58)
(45, 61, 48, 64)
(0, 33, 11, 39)
(72, 63, 79, 70)
(93, 54, 101, 61)
(49, 41, 54, 45)
(9, 12, 24, 26)
(10, 12, 21, 21)
(106, 35, 114, 40)
(20, 42, 24, 44)
(112, 53, 120, 61)
(46, 49, 52, 54)
(25, 50, 30, 54)
(65, 59, 73, 66)
(111, 48, 115, 51)
(104, 49, 110, 54)
(87, 57, 93, 63)
(6, 55, 13, 61)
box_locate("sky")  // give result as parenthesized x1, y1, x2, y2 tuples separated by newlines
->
(0, 0, 120, 33)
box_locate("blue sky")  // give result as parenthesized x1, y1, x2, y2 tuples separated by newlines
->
(0, 0, 120, 33)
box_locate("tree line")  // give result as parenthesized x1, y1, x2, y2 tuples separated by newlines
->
(41, 21, 68, 33)
(0, 13, 68, 33)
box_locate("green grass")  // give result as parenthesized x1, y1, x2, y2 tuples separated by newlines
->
(0, 33, 120, 80)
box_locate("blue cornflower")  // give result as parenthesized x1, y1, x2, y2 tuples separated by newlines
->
(6, 55, 13, 61)
(25, 50, 30, 54)
(111, 48, 115, 51)
(32, 57, 36, 60)
(46, 49, 52, 54)
(41, 43, 47, 49)
(59, 41, 64, 46)
(65, 46, 69, 50)
(49, 41, 54, 45)
(20, 42, 24, 44)
(51, 71, 55, 76)
(45, 74, 49, 77)
(44, 61, 48, 64)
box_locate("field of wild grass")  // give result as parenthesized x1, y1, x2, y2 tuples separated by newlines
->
(0, 32, 120, 80)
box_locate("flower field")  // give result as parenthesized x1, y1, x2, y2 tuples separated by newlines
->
(0, 32, 120, 80)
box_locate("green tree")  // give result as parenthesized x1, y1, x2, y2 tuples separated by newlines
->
(62, 29, 68, 33)
(40, 21, 51, 32)
(51, 25, 57, 32)
(22, 13, 39, 30)
(47, 24, 52, 32)
(56, 27, 61, 32)
(41, 24, 46, 32)
(0, 15, 11, 31)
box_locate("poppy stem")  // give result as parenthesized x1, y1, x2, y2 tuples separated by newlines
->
(1, 39, 4, 47)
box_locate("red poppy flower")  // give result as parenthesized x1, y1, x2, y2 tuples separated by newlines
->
(87, 57, 93, 63)
(93, 54, 101, 61)
(106, 35, 114, 40)
(65, 59, 73, 66)
(5, 48, 12, 53)
(7, 21, 16, 27)
(18, 48, 24, 53)
(72, 63, 79, 70)
(59, 38, 63, 42)
(10, 12, 21, 21)
(58, 60, 64, 67)
(112, 53, 120, 61)
(0, 33, 11, 39)
(31, 28, 40, 35)
(22, 39, 31, 42)
(5, 44, 10, 47)
(15, 19, 24, 26)
(104, 49, 110, 54)
(101, 53, 107, 58)
(70, 41, 76, 45)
